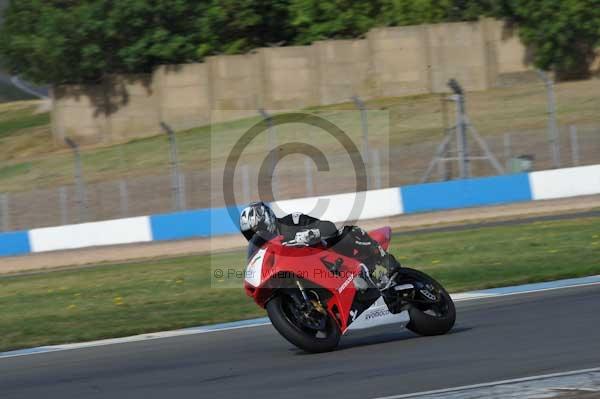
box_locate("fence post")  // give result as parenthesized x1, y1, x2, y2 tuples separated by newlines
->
(179, 172, 187, 210)
(65, 138, 86, 222)
(258, 109, 278, 200)
(241, 164, 251, 205)
(119, 180, 129, 217)
(370, 148, 382, 189)
(504, 133, 512, 172)
(304, 157, 314, 196)
(0, 193, 9, 232)
(59, 186, 68, 225)
(160, 122, 185, 211)
(351, 96, 370, 188)
(537, 70, 561, 168)
(569, 125, 580, 166)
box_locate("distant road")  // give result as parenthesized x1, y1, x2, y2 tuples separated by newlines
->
(9, 75, 48, 99)
(1, 284, 599, 398)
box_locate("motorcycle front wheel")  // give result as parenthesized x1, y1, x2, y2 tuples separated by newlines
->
(266, 292, 340, 353)
(394, 268, 456, 336)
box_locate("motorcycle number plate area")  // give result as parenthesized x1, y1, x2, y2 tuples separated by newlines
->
(245, 248, 267, 287)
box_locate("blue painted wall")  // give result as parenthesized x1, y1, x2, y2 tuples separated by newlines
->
(0, 231, 31, 256)
(401, 173, 532, 214)
(150, 206, 241, 241)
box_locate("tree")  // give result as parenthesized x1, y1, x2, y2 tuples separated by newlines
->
(491, 0, 600, 80)
(195, 0, 293, 57)
(0, 0, 206, 84)
(289, 0, 385, 44)
(0, 0, 293, 84)
(1, 0, 596, 84)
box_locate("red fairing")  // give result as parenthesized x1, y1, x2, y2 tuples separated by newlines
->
(368, 226, 392, 251)
(243, 234, 374, 332)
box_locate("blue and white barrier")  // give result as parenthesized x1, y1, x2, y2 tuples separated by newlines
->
(0, 164, 598, 257)
(28, 217, 153, 253)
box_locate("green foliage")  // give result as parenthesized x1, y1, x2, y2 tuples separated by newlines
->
(289, 0, 385, 43)
(491, 0, 600, 79)
(0, 0, 204, 83)
(0, 0, 295, 84)
(0, 0, 597, 84)
(380, 0, 493, 26)
(196, 0, 294, 57)
(287, 0, 493, 43)
(0, 105, 49, 138)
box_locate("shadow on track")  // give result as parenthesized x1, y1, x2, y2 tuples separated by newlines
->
(285, 325, 472, 355)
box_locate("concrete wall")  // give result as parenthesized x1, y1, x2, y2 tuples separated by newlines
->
(53, 18, 541, 143)
(262, 46, 319, 109)
(207, 54, 262, 123)
(368, 25, 431, 97)
(155, 63, 211, 130)
(314, 39, 373, 103)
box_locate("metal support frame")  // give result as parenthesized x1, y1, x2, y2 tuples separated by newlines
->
(65, 137, 86, 222)
(421, 79, 504, 183)
(160, 122, 185, 211)
(448, 79, 469, 178)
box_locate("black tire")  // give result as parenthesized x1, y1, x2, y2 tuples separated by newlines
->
(266, 294, 341, 353)
(399, 268, 456, 336)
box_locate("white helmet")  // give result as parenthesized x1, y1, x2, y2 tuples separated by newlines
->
(239, 201, 277, 241)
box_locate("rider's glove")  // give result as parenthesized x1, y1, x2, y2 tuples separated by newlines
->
(294, 229, 321, 245)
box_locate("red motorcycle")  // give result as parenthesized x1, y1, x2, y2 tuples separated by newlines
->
(244, 226, 456, 353)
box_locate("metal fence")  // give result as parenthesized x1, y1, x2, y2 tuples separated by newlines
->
(1, 123, 598, 232)
(1, 78, 599, 232)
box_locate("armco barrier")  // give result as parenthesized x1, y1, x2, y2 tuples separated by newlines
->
(0, 164, 598, 257)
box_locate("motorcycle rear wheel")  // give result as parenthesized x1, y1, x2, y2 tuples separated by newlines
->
(395, 268, 456, 336)
(267, 293, 340, 353)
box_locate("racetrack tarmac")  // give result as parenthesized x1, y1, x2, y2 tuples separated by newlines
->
(2, 284, 600, 398)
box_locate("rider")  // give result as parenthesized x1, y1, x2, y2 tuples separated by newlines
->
(239, 201, 401, 281)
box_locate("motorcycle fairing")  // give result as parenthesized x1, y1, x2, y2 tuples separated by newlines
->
(244, 227, 394, 332)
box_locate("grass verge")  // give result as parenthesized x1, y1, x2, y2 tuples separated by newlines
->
(1, 216, 599, 352)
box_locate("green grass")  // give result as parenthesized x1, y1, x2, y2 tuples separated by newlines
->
(0, 79, 599, 192)
(1, 216, 599, 352)
(0, 107, 49, 139)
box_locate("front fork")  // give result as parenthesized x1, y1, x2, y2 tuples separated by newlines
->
(293, 279, 327, 315)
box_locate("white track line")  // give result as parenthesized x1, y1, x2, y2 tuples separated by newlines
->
(451, 280, 600, 302)
(372, 366, 600, 399)
(1, 275, 599, 360)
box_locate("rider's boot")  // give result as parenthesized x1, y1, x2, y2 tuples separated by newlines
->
(367, 245, 401, 289)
